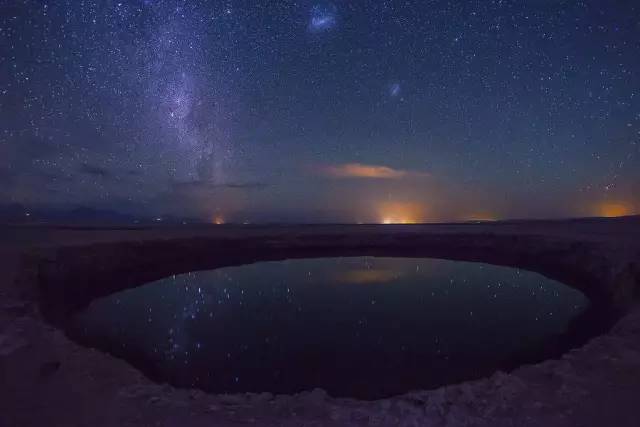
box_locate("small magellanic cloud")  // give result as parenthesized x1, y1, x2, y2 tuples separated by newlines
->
(320, 163, 428, 179)
(308, 3, 337, 33)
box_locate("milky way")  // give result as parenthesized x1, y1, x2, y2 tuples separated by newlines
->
(1, 1, 639, 221)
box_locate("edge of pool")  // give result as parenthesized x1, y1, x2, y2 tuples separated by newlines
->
(2, 219, 640, 426)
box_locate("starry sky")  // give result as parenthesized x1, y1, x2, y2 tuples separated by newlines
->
(1, 0, 639, 223)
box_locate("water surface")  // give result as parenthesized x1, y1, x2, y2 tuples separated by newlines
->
(69, 257, 588, 398)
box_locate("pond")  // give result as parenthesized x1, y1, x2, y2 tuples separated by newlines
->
(67, 257, 589, 399)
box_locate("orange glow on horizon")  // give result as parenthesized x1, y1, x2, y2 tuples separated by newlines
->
(377, 201, 426, 224)
(597, 202, 634, 218)
(213, 215, 225, 225)
(382, 217, 413, 224)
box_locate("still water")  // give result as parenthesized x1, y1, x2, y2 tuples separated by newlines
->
(68, 257, 588, 399)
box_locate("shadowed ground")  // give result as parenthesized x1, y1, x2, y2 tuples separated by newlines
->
(1, 217, 640, 426)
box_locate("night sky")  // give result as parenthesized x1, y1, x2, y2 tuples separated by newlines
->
(1, 0, 639, 223)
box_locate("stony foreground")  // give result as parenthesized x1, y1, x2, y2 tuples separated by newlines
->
(1, 218, 639, 426)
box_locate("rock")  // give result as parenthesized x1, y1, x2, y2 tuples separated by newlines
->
(0, 327, 29, 356)
(38, 360, 61, 378)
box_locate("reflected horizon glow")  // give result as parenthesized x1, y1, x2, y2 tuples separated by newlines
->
(68, 257, 589, 399)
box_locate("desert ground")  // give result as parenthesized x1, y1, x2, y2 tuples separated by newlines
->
(1, 217, 640, 426)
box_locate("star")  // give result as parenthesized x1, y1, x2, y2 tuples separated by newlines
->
(390, 83, 401, 97)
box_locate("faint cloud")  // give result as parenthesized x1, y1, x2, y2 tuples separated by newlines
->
(78, 163, 111, 178)
(223, 182, 269, 189)
(170, 179, 269, 192)
(320, 163, 428, 179)
(151, 179, 263, 218)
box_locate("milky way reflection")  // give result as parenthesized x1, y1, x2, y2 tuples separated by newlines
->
(68, 257, 588, 399)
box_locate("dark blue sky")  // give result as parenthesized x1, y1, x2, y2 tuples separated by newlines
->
(1, 0, 639, 222)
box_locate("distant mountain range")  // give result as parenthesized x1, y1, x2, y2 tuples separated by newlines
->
(2, 203, 638, 226)
(0, 204, 201, 225)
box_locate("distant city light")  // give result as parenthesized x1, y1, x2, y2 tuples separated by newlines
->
(381, 217, 413, 225)
(378, 201, 425, 224)
(597, 202, 633, 218)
